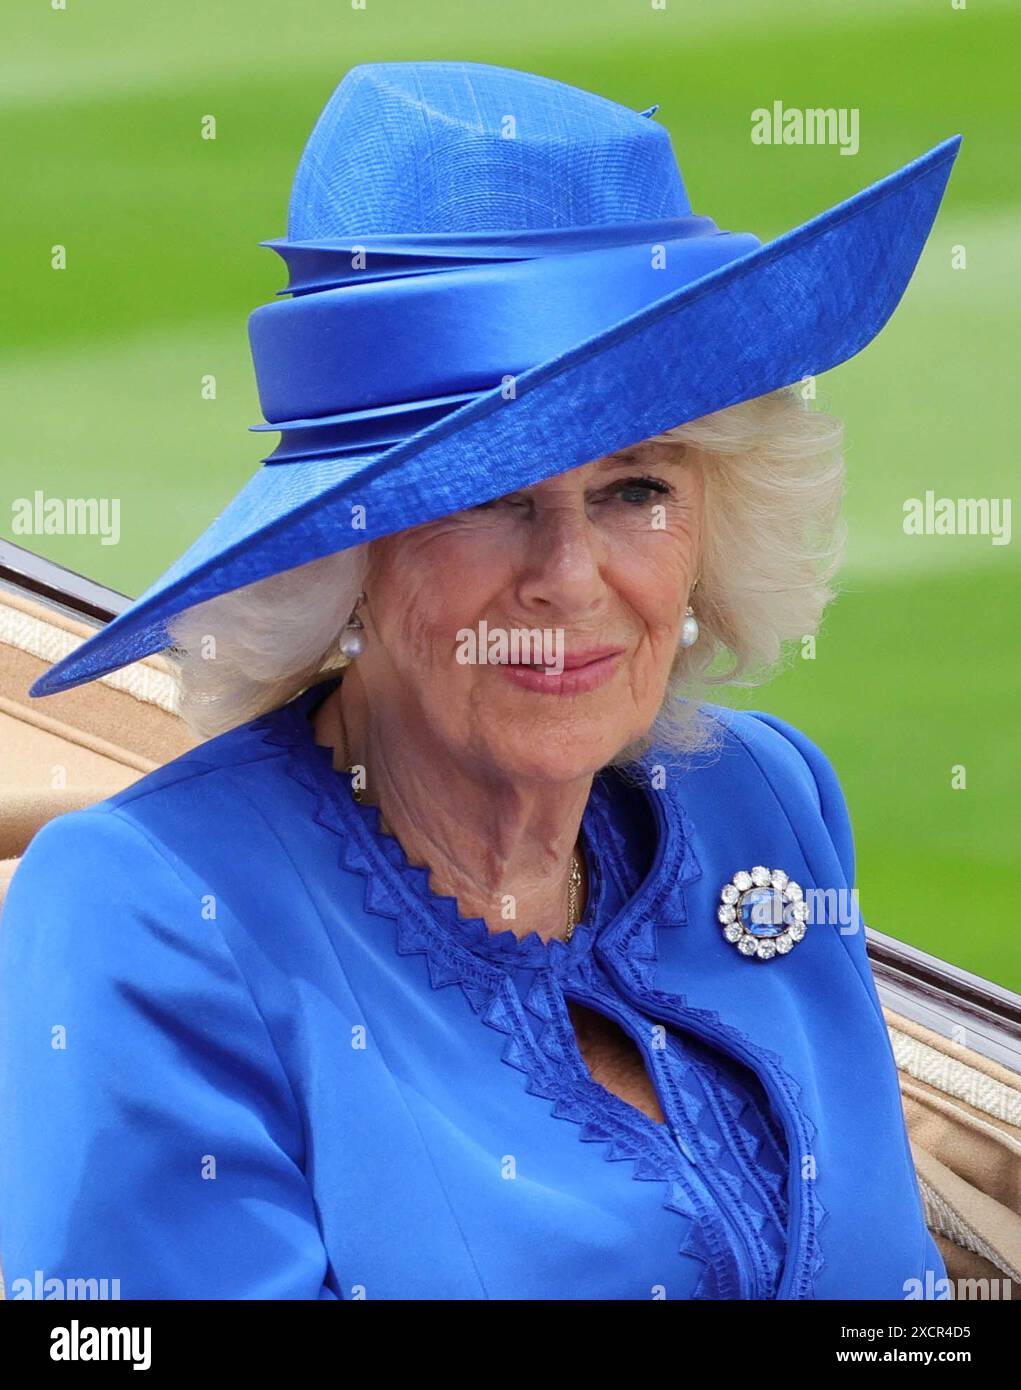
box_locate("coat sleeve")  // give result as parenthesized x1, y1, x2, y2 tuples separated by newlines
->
(0, 806, 335, 1300)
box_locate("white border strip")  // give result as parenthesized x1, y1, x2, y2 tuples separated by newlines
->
(0, 602, 180, 714)
(890, 1027, 1021, 1129)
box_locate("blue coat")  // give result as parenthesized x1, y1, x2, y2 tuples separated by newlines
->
(0, 677, 947, 1300)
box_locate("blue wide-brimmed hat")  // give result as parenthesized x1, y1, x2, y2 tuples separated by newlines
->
(30, 60, 962, 697)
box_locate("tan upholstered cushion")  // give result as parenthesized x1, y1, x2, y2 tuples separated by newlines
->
(885, 1008, 1021, 1296)
(0, 588, 197, 905)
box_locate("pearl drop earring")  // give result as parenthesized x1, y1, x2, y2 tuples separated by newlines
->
(680, 604, 700, 648)
(338, 591, 366, 659)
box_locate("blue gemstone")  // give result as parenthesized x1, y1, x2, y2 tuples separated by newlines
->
(739, 886, 786, 938)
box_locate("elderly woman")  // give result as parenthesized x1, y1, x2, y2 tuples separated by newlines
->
(0, 62, 961, 1301)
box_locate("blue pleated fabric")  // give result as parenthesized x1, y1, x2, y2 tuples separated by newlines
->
(28, 61, 962, 698)
(0, 679, 950, 1299)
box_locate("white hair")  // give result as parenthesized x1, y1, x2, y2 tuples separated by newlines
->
(167, 384, 846, 758)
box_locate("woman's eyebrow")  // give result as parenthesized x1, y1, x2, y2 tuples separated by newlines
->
(599, 447, 684, 468)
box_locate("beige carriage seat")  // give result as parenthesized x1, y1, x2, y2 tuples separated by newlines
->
(1, 586, 1018, 1298)
(0, 587, 195, 896)
(889, 1011, 1021, 1295)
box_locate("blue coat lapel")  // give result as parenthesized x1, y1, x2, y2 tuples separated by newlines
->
(596, 713, 935, 1299)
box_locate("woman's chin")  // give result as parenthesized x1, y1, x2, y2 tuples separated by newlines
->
(443, 668, 658, 780)
(475, 719, 641, 785)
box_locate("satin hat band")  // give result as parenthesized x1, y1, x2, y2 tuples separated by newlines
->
(248, 216, 762, 464)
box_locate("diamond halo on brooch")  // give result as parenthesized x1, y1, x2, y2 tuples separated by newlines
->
(717, 866, 809, 961)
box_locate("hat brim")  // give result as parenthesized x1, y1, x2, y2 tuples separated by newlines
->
(30, 134, 961, 697)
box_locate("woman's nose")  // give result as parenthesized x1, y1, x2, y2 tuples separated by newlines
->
(514, 503, 606, 612)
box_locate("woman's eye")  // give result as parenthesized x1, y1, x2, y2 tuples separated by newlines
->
(612, 477, 672, 506)
(468, 479, 671, 514)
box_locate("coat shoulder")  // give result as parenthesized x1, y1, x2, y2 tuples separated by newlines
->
(647, 703, 857, 888)
(4, 711, 295, 919)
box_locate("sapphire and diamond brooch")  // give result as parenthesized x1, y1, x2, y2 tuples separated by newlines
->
(717, 866, 809, 961)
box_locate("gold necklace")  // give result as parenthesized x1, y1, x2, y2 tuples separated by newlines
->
(338, 710, 584, 936)
(564, 844, 584, 941)
(336, 713, 364, 802)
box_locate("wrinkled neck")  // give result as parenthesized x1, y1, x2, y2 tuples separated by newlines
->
(311, 675, 591, 944)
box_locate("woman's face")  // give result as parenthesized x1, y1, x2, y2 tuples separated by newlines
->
(354, 440, 704, 783)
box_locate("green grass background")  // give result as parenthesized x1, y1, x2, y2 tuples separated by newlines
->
(3, 1, 1018, 987)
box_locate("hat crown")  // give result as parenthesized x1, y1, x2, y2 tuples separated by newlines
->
(287, 61, 692, 238)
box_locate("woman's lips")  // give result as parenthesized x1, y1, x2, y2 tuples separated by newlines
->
(498, 648, 624, 696)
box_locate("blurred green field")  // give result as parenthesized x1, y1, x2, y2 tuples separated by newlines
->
(3, 1, 1019, 987)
